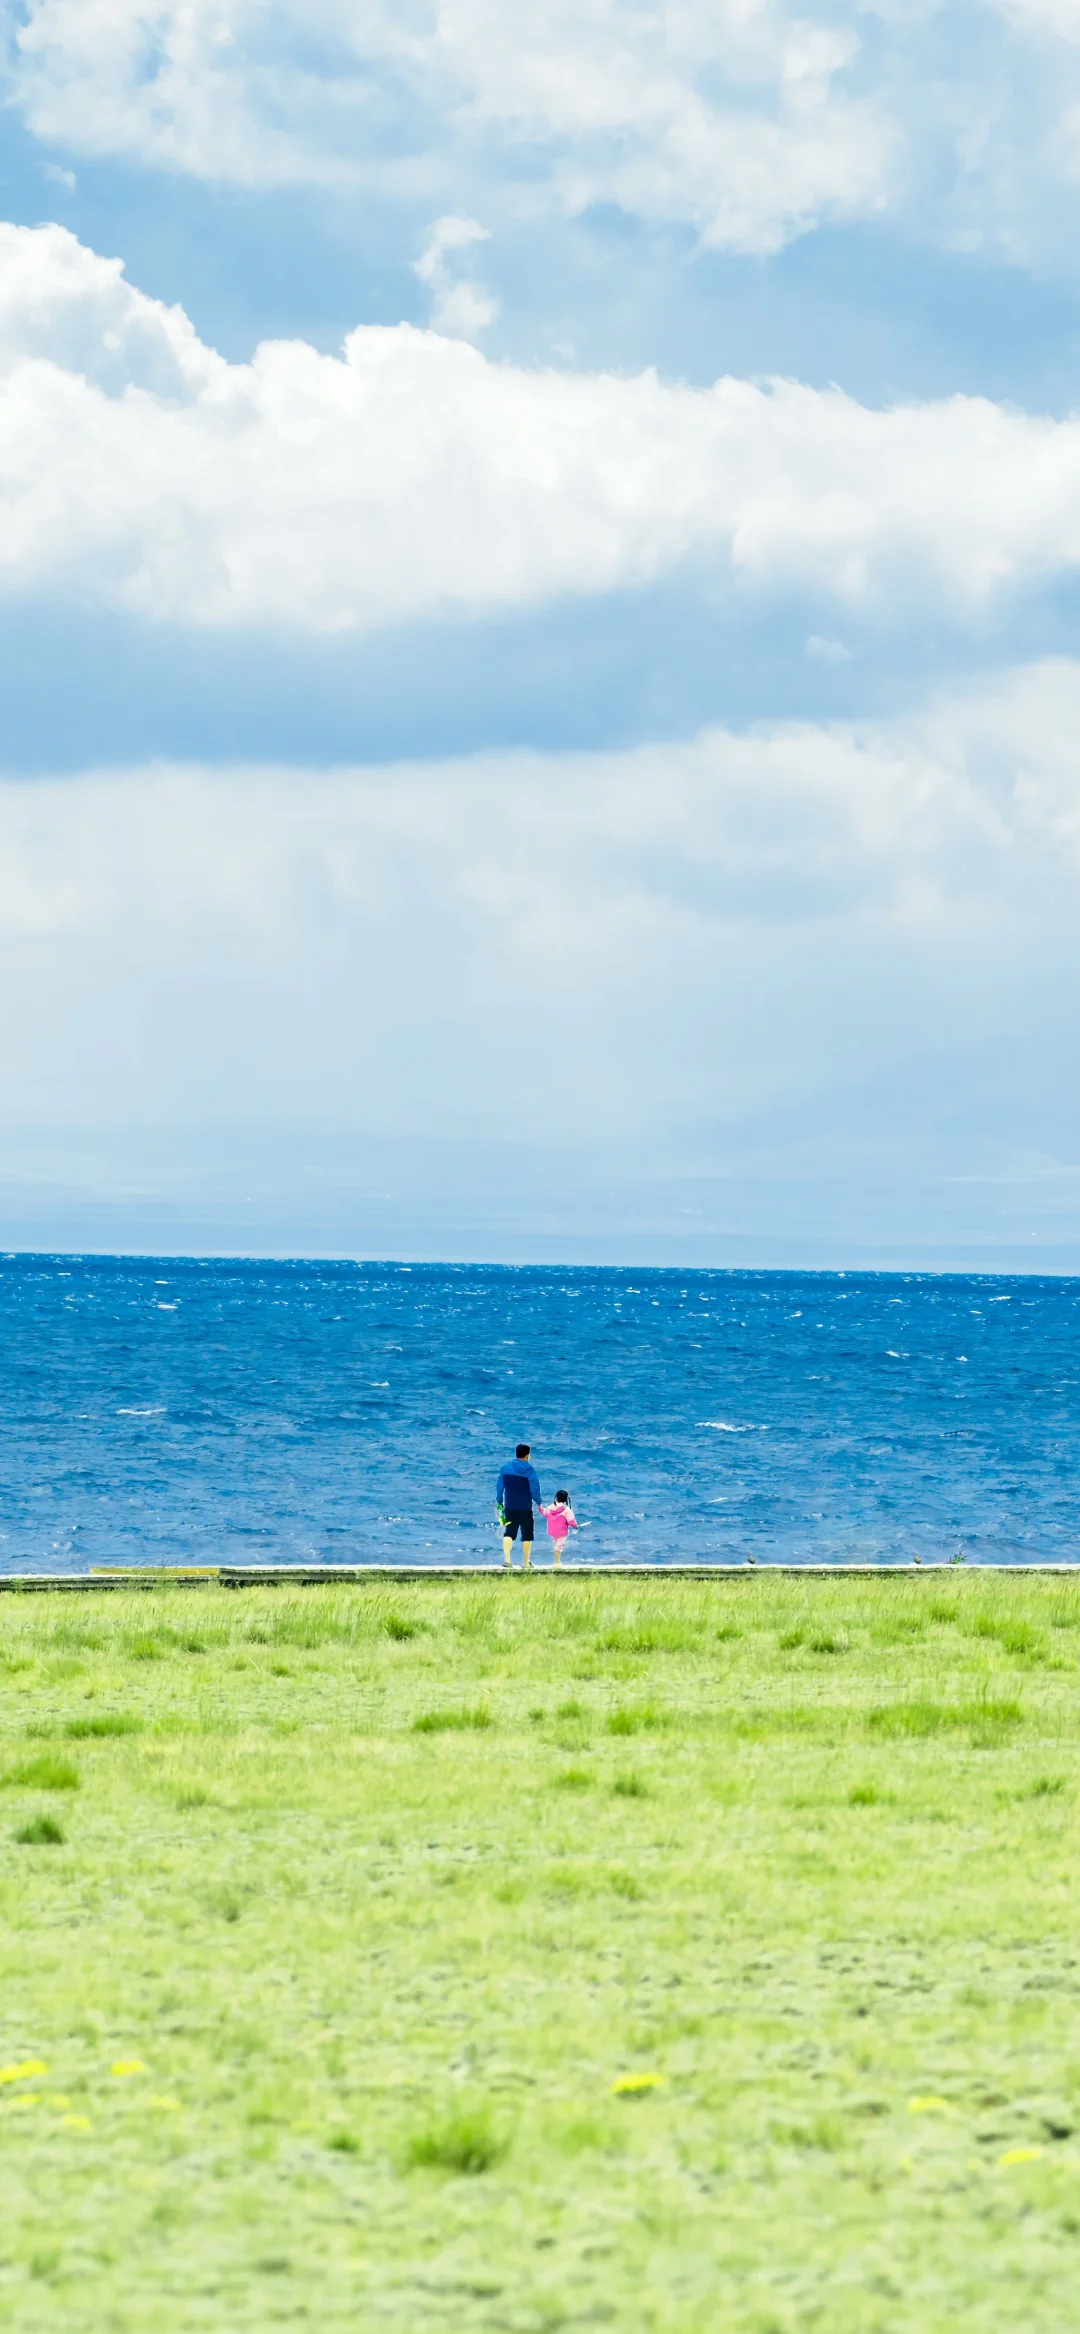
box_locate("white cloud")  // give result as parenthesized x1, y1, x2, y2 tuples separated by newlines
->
(8, 0, 1080, 262)
(6, 225, 1080, 633)
(413, 214, 498, 338)
(0, 0, 890, 253)
(1, 661, 1080, 1157)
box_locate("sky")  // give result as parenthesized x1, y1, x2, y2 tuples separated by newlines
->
(3, 0, 1080, 1264)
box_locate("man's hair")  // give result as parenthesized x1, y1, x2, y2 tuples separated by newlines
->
(515, 1442, 530, 1459)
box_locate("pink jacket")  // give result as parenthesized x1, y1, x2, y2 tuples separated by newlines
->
(545, 1504, 577, 1540)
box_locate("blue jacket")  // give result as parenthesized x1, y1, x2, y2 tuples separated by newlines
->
(497, 1458, 542, 1513)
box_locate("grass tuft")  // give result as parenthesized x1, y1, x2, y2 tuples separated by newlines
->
(872, 1613, 926, 1644)
(599, 1624, 699, 1655)
(868, 1697, 1023, 1738)
(15, 1812, 65, 1845)
(1, 1753, 79, 1792)
(553, 1766, 592, 1790)
(605, 1705, 665, 1736)
(970, 1614, 1047, 1660)
(607, 1869, 644, 1899)
(612, 1773, 648, 1797)
(64, 1712, 143, 1739)
(208, 1888, 243, 1922)
(777, 2110, 847, 2153)
(412, 1705, 492, 1732)
(405, 2103, 508, 2175)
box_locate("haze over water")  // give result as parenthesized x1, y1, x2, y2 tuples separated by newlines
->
(2, 1258, 1078, 1573)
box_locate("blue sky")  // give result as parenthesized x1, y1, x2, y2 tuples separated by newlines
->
(3, 0, 1080, 1264)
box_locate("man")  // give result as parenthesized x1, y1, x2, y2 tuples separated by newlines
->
(496, 1442, 543, 1569)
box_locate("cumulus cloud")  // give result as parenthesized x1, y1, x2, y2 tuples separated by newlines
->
(8, 0, 1080, 261)
(2, 662, 1080, 1160)
(0, 0, 891, 253)
(6, 224, 1080, 634)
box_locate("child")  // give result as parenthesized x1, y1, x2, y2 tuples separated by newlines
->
(543, 1490, 578, 1568)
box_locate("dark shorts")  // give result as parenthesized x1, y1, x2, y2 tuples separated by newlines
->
(503, 1510, 534, 1542)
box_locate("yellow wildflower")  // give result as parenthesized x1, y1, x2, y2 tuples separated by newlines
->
(8, 2094, 40, 2110)
(60, 2114, 92, 2133)
(149, 2095, 180, 2111)
(612, 2072, 664, 2096)
(908, 2097, 952, 2115)
(110, 2059, 148, 2077)
(1000, 2146, 1043, 2168)
(0, 2060, 47, 2083)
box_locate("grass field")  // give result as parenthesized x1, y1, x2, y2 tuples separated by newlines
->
(2, 1572, 1080, 2333)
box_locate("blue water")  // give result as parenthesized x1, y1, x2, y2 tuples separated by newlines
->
(1, 1258, 1078, 1571)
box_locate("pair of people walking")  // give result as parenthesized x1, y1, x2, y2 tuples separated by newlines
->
(495, 1443, 578, 1568)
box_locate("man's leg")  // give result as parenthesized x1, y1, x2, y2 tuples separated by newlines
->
(523, 1521, 533, 1569)
(503, 1535, 513, 1566)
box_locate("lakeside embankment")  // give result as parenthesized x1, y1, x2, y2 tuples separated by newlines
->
(3, 1560, 1080, 1589)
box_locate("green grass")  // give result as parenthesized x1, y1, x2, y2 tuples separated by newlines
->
(13, 1811, 65, 1846)
(0, 1753, 79, 1791)
(404, 2100, 510, 2175)
(2, 1574, 1080, 2330)
(411, 1702, 493, 1732)
(61, 1712, 144, 1739)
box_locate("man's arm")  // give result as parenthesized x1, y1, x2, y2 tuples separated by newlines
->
(496, 1468, 508, 1505)
(528, 1464, 542, 1503)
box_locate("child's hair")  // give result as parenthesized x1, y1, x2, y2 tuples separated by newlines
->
(554, 1489, 569, 1504)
